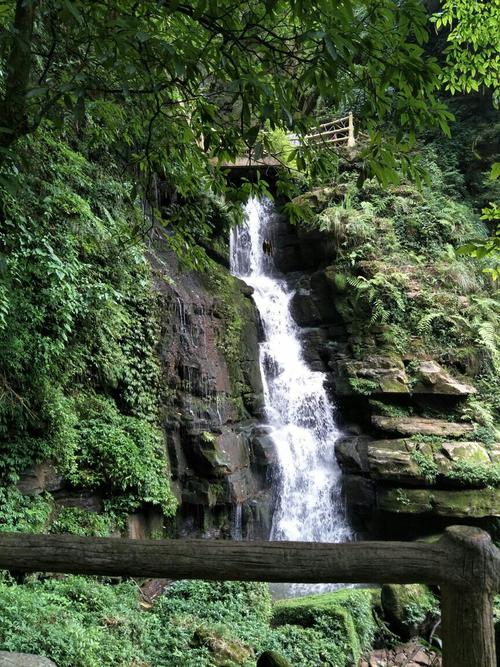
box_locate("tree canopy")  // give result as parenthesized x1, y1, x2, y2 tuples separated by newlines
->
(0, 1, 451, 188)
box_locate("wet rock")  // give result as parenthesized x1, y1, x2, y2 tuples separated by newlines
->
(188, 429, 250, 477)
(290, 288, 323, 326)
(0, 654, 58, 667)
(242, 492, 274, 539)
(335, 435, 370, 474)
(371, 415, 474, 438)
(181, 479, 222, 507)
(289, 273, 340, 327)
(343, 475, 376, 515)
(17, 462, 63, 496)
(331, 355, 410, 396)
(149, 243, 275, 537)
(225, 468, 260, 503)
(380, 584, 438, 640)
(251, 432, 277, 467)
(301, 327, 329, 371)
(413, 360, 477, 395)
(377, 487, 500, 517)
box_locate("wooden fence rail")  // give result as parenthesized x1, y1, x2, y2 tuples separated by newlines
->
(0, 525, 498, 666)
(305, 111, 356, 148)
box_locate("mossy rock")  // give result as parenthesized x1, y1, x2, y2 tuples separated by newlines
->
(381, 584, 439, 641)
(193, 627, 253, 665)
(272, 588, 378, 664)
(378, 487, 500, 517)
(257, 650, 291, 667)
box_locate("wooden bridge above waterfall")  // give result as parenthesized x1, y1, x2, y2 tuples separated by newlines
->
(304, 112, 356, 148)
(219, 111, 357, 170)
(0, 525, 499, 666)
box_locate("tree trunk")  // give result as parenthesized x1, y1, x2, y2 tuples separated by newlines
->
(0, 0, 37, 150)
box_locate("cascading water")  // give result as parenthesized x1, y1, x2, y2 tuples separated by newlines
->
(230, 198, 352, 592)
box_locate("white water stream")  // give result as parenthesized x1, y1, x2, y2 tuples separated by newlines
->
(230, 198, 352, 592)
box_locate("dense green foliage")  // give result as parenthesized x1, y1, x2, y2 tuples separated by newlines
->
(0, 128, 176, 533)
(0, 0, 454, 200)
(0, 576, 382, 667)
(300, 130, 499, 435)
(0, 2, 498, 664)
(431, 0, 499, 97)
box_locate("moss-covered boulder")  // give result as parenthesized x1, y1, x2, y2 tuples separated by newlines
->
(413, 360, 477, 396)
(192, 627, 253, 666)
(367, 438, 425, 484)
(378, 487, 500, 517)
(257, 650, 291, 667)
(367, 438, 497, 487)
(272, 588, 378, 665)
(332, 355, 411, 396)
(381, 584, 439, 640)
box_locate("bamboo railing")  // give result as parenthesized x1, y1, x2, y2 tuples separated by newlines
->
(0, 525, 498, 666)
(305, 112, 356, 148)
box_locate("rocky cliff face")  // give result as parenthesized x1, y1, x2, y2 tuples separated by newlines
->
(270, 207, 499, 539)
(150, 244, 276, 539)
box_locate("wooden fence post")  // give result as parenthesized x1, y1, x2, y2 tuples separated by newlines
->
(347, 111, 355, 147)
(439, 526, 499, 667)
(0, 527, 498, 665)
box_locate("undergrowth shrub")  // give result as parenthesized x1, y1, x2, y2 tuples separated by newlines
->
(0, 127, 176, 529)
(0, 576, 380, 667)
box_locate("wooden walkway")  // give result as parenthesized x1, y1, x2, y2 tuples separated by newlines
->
(219, 112, 356, 169)
(304, 112, 356, 147)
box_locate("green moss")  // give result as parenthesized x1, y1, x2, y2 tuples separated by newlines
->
(448, 460, 500, 487)
(349, 377, 379, 396)
(381, 584, 439, 638)
(272, 588, 377, 665)
(411, 450, 439, 484)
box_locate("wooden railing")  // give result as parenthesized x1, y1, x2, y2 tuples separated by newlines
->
(305, 112, 356, 148)
(0, 525, 498, 666)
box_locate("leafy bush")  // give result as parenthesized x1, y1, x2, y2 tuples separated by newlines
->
(301, 141, 498, 430)
(0, 576, 380, 667)
(0, 127, 176, 528)
(0, 488, 52, 534)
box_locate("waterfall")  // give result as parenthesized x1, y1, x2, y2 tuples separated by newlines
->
(230, 198, 352, 591)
